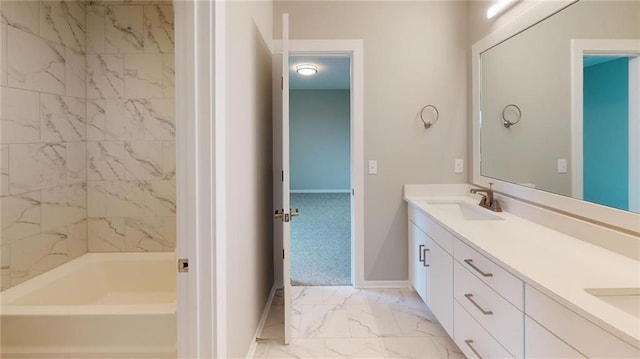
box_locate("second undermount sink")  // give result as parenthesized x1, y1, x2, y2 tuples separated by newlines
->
(423, 200, 503, 221)
(585, 288, 640, 318)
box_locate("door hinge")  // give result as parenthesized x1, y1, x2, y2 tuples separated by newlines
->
(282, 249, 285, 259)
(281, 76, 283, 90)
(177, 258, 189, 273)
(352, 188, 355, 196)
(281, 170, 284, 182)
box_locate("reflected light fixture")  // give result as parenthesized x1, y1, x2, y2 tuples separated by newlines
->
(487, 0, 517, 19)
(296, 64, 318, 76)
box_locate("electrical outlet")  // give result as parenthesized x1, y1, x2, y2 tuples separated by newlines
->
(454, 159, 464, 173)
(557, 159, 567, 173)
(368, 160, 377, 175)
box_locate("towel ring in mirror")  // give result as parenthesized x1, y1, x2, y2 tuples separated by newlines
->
(502, 104, 521, 128)
(420, 105, 439, 129)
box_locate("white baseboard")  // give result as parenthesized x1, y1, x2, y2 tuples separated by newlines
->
(245, 285, 276, 359)
(357, 280, 410, 289)
(290, 189, 351, 194)
(1, 349, 176, 359)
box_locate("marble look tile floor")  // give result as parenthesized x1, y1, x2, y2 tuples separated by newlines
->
(253, 286, 464, 359)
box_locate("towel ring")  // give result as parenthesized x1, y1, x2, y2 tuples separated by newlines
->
(502, 104, 521, 128)
(420, 105, 439, 129)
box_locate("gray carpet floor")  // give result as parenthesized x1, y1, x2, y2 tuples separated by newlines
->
(290, 193, 351, 286)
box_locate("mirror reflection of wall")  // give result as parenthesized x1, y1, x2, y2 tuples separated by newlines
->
(479, 0, 640, 214)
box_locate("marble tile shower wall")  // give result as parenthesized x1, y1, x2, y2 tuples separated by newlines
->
(1, 0, 89, 290)
(0, 1, 175, 291)
(84, 2, 175, 254)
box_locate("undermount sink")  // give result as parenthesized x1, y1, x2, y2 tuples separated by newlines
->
(585, 288, 640, 318)
(423, 200, 503, 221)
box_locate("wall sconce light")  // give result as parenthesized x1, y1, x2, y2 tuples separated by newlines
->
(487, 0, 518, 19)
(296, 64, 318, 76)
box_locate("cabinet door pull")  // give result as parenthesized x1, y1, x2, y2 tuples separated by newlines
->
(422, 247, 430, 267)
(419, 244, 425, 262)
(464, 293, 493, 315)
(464, 259, 493, 277)
(464, 339, 484, 359)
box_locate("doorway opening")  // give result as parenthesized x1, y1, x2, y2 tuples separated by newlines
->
(582, 56, 637, 211)
(289, 56, 352, 286)
(570, 39, 640, 213)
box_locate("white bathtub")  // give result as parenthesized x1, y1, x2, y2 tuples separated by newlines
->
(1, 252, 176, 358)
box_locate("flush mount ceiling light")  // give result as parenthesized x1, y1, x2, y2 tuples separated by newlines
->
(487, 0, 518, 19)
(296, 64, 318, 76)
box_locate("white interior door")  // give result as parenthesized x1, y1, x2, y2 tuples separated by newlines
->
(273, 13, 292, 345)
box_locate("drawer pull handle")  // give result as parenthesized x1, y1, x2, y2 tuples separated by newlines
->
(464, 259, 493, 277)
(422, 247, 430, 267)
(464, 339, 484, 359)
(464, 293, 493, 315)
(418, 245, 430, 267)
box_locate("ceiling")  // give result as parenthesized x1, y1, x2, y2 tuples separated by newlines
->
(289, 56, 350, 90)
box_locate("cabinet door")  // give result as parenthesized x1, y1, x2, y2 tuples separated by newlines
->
(525, 316, 586, 358)
(409, 223, 428, 302)
(426, 239, 453, 336)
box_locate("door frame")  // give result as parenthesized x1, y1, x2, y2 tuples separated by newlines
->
(272, 39, 365, 288)
(570, 39, 640, 211)
(175, 1, 227, 357)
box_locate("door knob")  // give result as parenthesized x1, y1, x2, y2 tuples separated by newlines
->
(274, 209, 284, 219)
(290, 208, 300, 218)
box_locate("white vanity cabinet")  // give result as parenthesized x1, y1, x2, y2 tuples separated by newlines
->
(408, 203, 522, 355)
(524, 316, 586, 358)
(525, 285, 640, 358)
(455, 300, 514, 359)
(405, 197, 640, 358)
(408, 222, 428, 302)
(454, 260, 523, 358)
(408, 205, 454, 336)
(452, 240, 524, 358)
(425, 235, 453, 336)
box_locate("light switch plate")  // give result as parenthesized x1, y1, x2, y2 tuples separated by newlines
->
(557, 159, 567, 173)
(455, 159, 464, 173)
(368, 160, 377, 175)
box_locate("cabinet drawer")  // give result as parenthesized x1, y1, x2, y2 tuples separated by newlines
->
(454, 239, 523, 309)
(454, 300, 514, 359)
(525, 285, 640, 358)
(525, 316, 586, 358)
(454, 261, 524, 358)
(408, 204, 454, 253)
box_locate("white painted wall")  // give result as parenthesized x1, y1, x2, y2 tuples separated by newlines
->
(224, 1, 274, 357)
(274, 1, 469, 281)
(470, 1, 639, 196)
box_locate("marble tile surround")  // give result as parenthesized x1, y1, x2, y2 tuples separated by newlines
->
(254, 287, 465, 359)
(85, 1, 175, 254)
(0, 0, 175, 291)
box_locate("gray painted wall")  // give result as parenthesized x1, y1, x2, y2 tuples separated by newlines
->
(290, 90, 350, 191)
(275, 1, 469, 281)
(225, 1, 274, 357)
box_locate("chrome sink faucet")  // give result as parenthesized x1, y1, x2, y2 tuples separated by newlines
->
(470, 183, 502, 212)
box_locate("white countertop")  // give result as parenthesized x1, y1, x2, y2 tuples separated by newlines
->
(404, 193, 640, 350)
